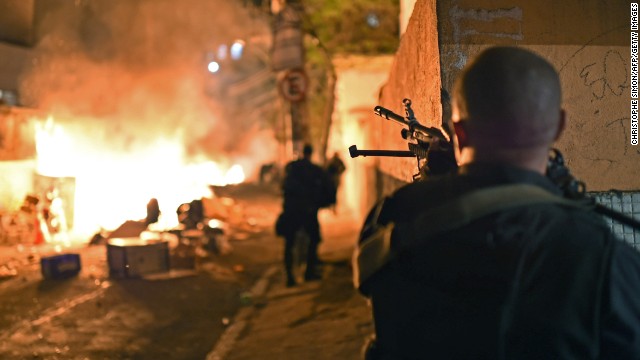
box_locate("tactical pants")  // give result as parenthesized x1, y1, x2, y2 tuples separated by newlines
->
(283, 212, 321, 281)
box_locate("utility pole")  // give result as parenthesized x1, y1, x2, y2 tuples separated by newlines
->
(271, 0, 308, 159)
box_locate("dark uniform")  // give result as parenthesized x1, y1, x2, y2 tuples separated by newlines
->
(326, 154, 346, 190)
(279, 157, 331, 284)
(355, 163, 640, 359)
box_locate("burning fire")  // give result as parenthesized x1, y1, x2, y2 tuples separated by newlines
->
(35, 116, 245, 239)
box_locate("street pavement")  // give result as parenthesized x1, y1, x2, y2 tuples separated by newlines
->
(0, 184, 374, 359)
(210, 211, 374, 360)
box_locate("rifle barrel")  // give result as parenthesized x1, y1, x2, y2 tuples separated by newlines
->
(374, 106, 406, 124)
(374, 106, 447, 142)
(349, 145, 414, 158)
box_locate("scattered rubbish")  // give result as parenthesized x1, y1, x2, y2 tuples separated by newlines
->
(106, 237, 170, 278)
(199, 262, 238, 282)
(0, 264, 18, 279)
(106, 220, 148, 240)
(232, 232, 249, 241)
(176, 198, 235, 257)
(142, 269, 198, 281)
(88, 231, 107, 246)
(170, 242, 197, 270)
(239, 291, 253, 306)
(27, 254, 38, 263)
(194, 247, 209, 259)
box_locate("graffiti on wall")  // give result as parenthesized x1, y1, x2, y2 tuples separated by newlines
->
(558, 25, 634, 172)
(437, 0, 636, 188)
(578, 50, 627, 101)
(446, 3, 523, 71)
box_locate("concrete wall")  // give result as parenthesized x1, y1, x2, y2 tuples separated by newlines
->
(327, 55, 394, 222)
(0, 43, 30, 94)
(400, 0, 418, 35)
(0, 0, 36, 101)
(437, 0, 633, 191)
(0, 160, 35, 212)
(378, 0, 442, 185)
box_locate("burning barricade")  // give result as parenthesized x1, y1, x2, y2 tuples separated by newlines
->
(96, 187, 250, 279)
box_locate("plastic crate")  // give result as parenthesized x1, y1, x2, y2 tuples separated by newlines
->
(40, 253, 81, 279)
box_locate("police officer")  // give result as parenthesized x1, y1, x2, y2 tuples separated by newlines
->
(354, 47, 640, 359)
(279, 144, 331, 287)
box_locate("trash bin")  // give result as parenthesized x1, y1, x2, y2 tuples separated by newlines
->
(107, 237, 170, 278)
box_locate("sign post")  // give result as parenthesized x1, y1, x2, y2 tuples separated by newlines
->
(272, 3, 308, 157)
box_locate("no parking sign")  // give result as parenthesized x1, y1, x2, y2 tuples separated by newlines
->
(278, 69, 308, 102)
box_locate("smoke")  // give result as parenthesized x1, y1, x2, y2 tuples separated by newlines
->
(19, 0, 276, 167)
(231, 125, 280, 181)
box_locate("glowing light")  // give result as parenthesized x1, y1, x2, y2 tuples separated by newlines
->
(35, 117, 74, 177)
(207, 61, 220, 73)
(208, 219, 224, 229)
(230, 40, 245, 60)
(366, 13, 380, 28)
(225, 164, 245, 184)
(217, 44, 228, 60)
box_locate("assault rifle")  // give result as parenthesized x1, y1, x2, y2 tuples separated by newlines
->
(349, 98, 640, 230)
(348, 98, 457, 181)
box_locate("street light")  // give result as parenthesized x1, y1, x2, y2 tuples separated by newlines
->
(207, 61, 220, 73)
(230, 40, 245, 60)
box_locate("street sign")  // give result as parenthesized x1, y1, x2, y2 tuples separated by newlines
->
(278, 69, 308, 102)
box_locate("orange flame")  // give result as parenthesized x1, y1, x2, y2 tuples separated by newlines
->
(35, 117, 244, 238)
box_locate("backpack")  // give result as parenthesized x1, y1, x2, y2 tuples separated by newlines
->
(315, 173, 336, 208)
(283, 159, 336, 209)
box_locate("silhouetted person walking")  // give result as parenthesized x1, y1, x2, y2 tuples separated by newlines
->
(278, 144, 333, 287)
(326, 152, 346, 210)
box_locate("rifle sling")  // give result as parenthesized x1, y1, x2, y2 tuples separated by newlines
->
(354, 184, 594, 291)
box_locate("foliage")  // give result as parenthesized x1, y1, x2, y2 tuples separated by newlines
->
(301, 0, 400, 55)
(303, 34, 332, 159)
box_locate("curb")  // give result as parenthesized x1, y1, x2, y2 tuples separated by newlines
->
(206, 265, 278, 360)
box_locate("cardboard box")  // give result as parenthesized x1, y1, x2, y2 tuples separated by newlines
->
(41, 253, 81, 279)
(107, 238, 170, 278)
